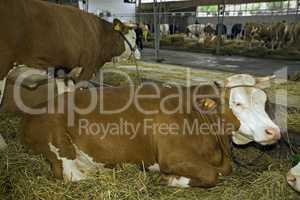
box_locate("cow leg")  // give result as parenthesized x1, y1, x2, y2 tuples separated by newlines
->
(160, 161, 218, 188)
(46, 150, 64, 179)
(214, 157, 232, 177)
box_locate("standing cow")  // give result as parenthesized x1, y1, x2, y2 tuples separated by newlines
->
(0, 0, 141, 149)
(286, 22, 300, 49)
(160, 24, 170, 38)
(0, 68, 281, 187)
(231, 24, 243, 40)
(0, 0, 140, 83)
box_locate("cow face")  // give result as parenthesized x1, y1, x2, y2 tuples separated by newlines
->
(113, 19, 141, 61)
(226, 74, 281, 145)
(287, 163, 300, 192)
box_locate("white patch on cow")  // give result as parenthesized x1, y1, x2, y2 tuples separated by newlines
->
(227, 74, 281, 145)
(55, 79, 75, 95)
(187, 24, 205, 37)
(160, 24, 170, 36)
(287, 163, 300, 192)
(118, 29, 141, 61)
(168, 176, 190, 188)
(148, 163, 160, 172)
(0, 134, 7, 151)
(48, 143, 104, 182)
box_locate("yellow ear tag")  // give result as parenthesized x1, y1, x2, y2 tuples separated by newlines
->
(201, 98, 217, 110)
(114, 24, 121, 31)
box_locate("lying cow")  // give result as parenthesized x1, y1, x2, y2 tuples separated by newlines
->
(0, 0, 140, 83)
(1, 68, 281, 187)
(287, 163, 300, 192)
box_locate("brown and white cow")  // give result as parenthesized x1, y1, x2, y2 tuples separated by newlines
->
(0, 0, 140, 82)
(0, 67, 281, 187)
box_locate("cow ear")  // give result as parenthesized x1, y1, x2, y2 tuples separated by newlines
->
(255, 75, 276, 89)
(113, 18, 124, 32)
(198, 98, 218, 111)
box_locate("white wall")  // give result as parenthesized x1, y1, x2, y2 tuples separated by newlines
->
(87, 0, 136, 23)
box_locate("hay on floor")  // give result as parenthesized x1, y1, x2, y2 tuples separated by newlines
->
(0, 113, 298, 199)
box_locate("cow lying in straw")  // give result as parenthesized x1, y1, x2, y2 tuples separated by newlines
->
(0, 0, 140, 82)
(0, 67, 281, 188)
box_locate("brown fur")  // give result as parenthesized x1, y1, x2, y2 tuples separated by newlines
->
(0, 0, 126, 81)
(19, 84, 240, 188)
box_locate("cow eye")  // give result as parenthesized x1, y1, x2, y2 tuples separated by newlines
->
(236, 102, 242, 107)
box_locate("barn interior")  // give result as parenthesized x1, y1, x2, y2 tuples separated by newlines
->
(0, 0, 300, 200)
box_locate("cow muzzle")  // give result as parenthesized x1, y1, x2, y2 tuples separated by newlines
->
(265, 128, 281, 141)
(287, 163, 300, 192)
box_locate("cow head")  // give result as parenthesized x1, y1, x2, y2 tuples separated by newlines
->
(113, 19, 141, 61)
(222, 74, 281, 146)
(287, 163, 300, 192)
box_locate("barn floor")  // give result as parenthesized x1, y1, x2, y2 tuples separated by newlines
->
(142, 48, 300, 76)
(0, 62, 300, 200)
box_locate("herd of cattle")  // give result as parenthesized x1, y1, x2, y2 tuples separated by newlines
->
(0, 0, 300, 194)
(183, 21, 300, 50)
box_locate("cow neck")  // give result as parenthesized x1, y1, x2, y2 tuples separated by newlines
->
(98, 20, 124, 62)
(217, 87, 235, 158)
(190, 85, 231, 158)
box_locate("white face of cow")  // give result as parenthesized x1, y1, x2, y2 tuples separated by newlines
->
(118, 29, 141, 61)
(226, 74, 281, 145)
(287, 163, 300, 192)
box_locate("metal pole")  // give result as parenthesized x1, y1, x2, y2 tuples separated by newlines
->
(153, 0, 160, 61)
(216, 0, 225, 55)
(137, 0, 142, 23)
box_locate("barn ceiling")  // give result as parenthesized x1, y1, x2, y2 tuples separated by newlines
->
(140, 0, 286, 12)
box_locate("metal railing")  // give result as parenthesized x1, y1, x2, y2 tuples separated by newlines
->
(197, 8, 300, 17)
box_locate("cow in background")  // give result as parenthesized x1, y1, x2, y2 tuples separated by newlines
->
(186, 24, 206, 38)
(285, 22, 300, 49)
(216, 24, 227, 38)
(231, 24, 243, 40)
(160, 24, 170, 38)
(204, 24, 216, 36)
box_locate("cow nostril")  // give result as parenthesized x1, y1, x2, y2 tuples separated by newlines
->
(265, 129, 274, 135)
(265, 128, 281, 139)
